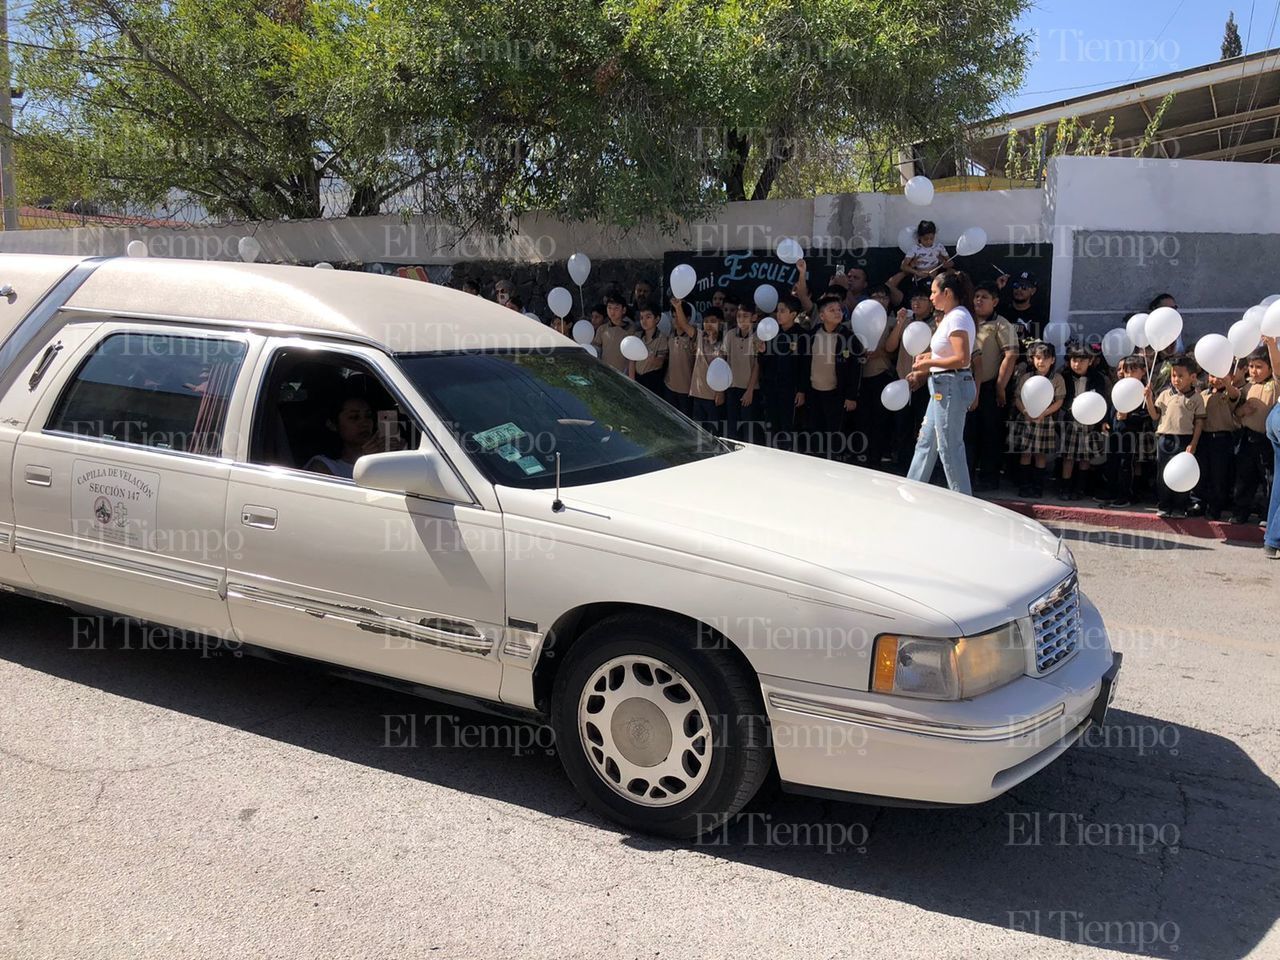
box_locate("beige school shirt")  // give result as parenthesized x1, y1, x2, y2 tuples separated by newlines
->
(689, 330, 726, 400)
(810, 328, 840, 392)
(1201, 388, 1238, 433)
(724, 328, 757, 389)
(862, 323, 892, 378)
(593, 322, 631, 373)
(665, 332, 695, 394)
(973, 315, 1019, 384)
(634, 331, 669, 376)
(1014, 370, 1066, 415)
(1235, 377, 1277, 434)
(1154, 386, 1206, 435)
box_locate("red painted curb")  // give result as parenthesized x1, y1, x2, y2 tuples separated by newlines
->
(991, 499, 1267, 544)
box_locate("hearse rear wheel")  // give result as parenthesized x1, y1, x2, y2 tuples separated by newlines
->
(551, 612, 771, 839)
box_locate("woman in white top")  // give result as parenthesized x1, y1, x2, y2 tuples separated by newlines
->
(905, 271, 978, 495)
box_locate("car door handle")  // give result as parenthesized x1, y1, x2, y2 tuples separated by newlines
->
(24, 465, 52, 487)
(241, 505, 278, 530)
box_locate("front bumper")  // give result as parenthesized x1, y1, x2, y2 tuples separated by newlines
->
(761, 593, 1119, 806)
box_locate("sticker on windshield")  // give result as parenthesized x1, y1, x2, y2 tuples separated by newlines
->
(565, 374, 592, 387)
(495, 442, 523, 462)
(515, 455, 546, 475)
(473, 421, 527, 451)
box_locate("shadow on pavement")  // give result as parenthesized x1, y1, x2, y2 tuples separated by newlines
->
(3, 596, 1276, 960)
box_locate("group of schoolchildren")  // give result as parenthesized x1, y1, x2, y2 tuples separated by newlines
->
(479, 218, 1279, 525)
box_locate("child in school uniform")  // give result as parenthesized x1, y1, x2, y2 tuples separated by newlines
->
(593, 292, 633, 373)
(1059, 340, 1108, 500)
(1198, 371, 1242, 521)
(688, 306, 727, 435)
(724, 303, 761, 441)
(1144, 355, 1206, 518)
(630, 300, 669, 396)
(805, 293, 862, 460)
(1013, 341, 1066, 498)
(664, 296, 697, 416)
(1097, 355, 1151, 507)
(757, 293, 810, 451)
(1231, 346, 1278, 524)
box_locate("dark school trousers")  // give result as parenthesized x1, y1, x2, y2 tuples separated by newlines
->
(808, 388, 846, 460)
(965, 377, 1008, 483)
(1195, 431, 1236, 516)
(856, 370, 894, 467)
(1233, 429, 1271, 518)
(1156, 433, 1192, 512)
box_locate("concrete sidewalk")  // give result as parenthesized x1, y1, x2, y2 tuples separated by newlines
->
(989, 492, 1268, 544)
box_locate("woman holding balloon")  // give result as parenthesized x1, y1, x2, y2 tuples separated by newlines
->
(904, 271, 979, 495)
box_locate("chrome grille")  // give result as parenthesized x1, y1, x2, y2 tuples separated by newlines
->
(1031, 575, 1081, 674)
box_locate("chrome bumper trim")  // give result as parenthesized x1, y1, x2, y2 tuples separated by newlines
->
(767, 693, 1067, 742)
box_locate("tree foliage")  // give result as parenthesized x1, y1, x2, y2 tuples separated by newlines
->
(1222, 11, 1243, 60)
(12, 0, 1032, 230)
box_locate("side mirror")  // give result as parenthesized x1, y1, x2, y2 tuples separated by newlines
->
(353, 449, 471, 502)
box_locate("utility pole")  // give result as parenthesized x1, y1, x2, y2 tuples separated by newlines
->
(0, 0, 18, 231)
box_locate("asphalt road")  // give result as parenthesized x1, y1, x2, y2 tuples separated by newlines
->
(2, 524, 1277, 960)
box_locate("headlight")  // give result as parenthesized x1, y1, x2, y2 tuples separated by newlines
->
(872, 620, 1029, 701)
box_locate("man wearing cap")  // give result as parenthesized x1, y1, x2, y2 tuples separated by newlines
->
(997, 270, 1047, 347)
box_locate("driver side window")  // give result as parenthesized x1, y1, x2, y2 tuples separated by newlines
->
(248, 348, 421, 480)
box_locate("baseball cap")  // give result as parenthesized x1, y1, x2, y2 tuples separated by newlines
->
(1012, 270, 1039, 287)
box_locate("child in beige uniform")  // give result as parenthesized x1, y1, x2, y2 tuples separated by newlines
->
(592, 293, 632, 373)
(1231, 346, 1278, 523)
(688, 307, 727, 435)
(1144, 355, 1206, 517)
(631, 301, 669, 397)
(724, 304, 760, 441)
(664, 297, 696, 417)
(1199, 373, 1242, 520)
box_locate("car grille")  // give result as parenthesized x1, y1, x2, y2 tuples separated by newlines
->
(1031, 574, 1081, 674)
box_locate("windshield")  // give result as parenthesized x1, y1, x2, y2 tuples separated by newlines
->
(398, 348, 730, 488)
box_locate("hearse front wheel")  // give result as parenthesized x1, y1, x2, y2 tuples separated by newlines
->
(551, 612, 771, 838)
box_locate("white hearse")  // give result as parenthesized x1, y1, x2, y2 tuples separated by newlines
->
(0, 254, 1120, 837)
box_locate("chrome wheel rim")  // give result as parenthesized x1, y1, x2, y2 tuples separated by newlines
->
(577, 654, 714, 808)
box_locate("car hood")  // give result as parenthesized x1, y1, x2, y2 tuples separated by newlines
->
(558, 444, 1073, 634)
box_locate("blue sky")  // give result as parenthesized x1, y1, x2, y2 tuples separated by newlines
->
(1008, 1, 1270, 112)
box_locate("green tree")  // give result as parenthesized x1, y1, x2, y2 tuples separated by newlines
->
(12, 0, 1032, 230)
(1222, 12, 1243, 60)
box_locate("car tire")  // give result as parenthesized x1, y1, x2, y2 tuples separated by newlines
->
(551, 611, 772, 839)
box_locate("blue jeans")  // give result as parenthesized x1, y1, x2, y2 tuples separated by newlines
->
(1266, 403, 1280, 549)
(908, 371, 977, 495)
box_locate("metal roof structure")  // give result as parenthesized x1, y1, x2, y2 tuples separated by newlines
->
(965, 46, 1280, 175)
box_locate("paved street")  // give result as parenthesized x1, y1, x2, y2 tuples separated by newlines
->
(1, 524, 1277, 960)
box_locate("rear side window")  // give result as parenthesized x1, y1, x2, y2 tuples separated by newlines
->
(47, 332, 247, 456)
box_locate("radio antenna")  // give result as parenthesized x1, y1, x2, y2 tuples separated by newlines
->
(552, 452, 564, 512)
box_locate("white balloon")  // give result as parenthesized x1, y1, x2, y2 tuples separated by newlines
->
(547, 286, 574, 318)
(126, 239, 148, 258)
(1163, 451, 1200, 493)
(851, 298, 888, 351)
(904, 175, 935, 206)
(776, 237, 804, 265)
(706, 357, 733, 393)
(1112, 377, 1146, 414)
(1263, 299, 1280, 337)
(901, 320, 932, 356)
(1071, 391, 1107, 426)
(568, 253, 591, 286)
(1194, 334, 1234, 378)
(572, 319, 595, 345)
(897, 226, 917, 255)
(1146, 306, 1183, 351)
(756, 317, 779, 342)
(620, 335, 649, 363)
(1101, 327, 1134, 367)
(237, 236, 261, 262)
(881, 379, 911, 412)
(1261, 294, 1280, 307)
(1020, 375, 1055, 419)
(1126, 312, 1150, 349)
(754, 283, 779, 313)
(955, 226, 988, 257)
(582, 344, 598, 358)
(1043, 320, 1071, 355)
(1228, 316, 1262, 357)
(313, 261, 334, 269)
(669, 264, 697, 300)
